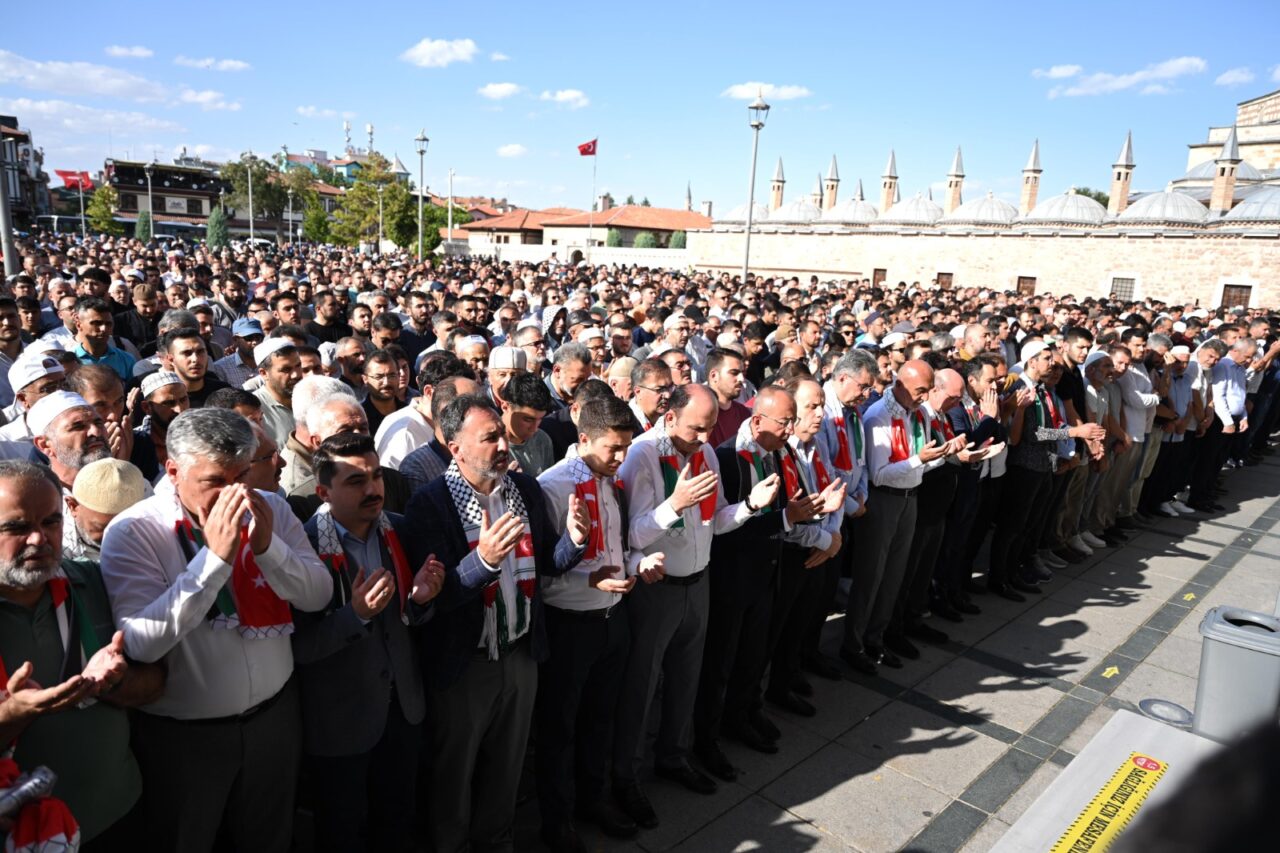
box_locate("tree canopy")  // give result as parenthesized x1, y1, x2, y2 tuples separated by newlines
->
(85, 185, 123, 236)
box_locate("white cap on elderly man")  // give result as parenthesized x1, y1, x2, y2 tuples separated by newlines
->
(1019, 340, 1053, 364)
(488, 347, 527, 370)
(577, 327, 605, 344)
(8, 353, 64, 394)
(1083, 350, 1111, 370)
(253, 336, 295, 365)
(141, 370, 184, 399)
(662, 314, 687, 331)
(27, 391, 91, 438)
(72, 458, 147, 516)
(1171, 345, 1191, 357)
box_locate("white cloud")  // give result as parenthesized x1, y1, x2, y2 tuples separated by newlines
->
(539, 89, 589, 109)
(1031, 64, 1082, 79)
(400, 38, 478, 68)
(1048, 56, 1206, 97)
(491, 52, 510, 62)
(0, 97, 183, 135)
(1272, 65, 1280, 83)
(1141, 84, 1172, 95)
(296, 105, 356, 119)
(1215, 67, 1255, 87)
(105, 45, 153, 59)
(180, 89, 241, 111)
(175, 55, 251, 72)
(478, 82, 521, 100)
(0, 49, 167, 101)
(497, 143, 527, 158)
(720, 82, 812, 101)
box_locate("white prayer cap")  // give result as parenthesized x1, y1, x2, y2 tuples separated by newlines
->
(576, 327, 605, 344)
(27, 391, 92, 437)
(73, 458, 147, 515)
(880, 332, 908, 348)
(1170, 345, 1191, 357)
(1083, 350, 1111, 371)
(516, 318, 541, 332)
(141, 370, 184, 399)
(488, 347, 527, 370)
(662, 314, 687, 331)
(715, 332, 740, 349)
(1173, 321, 1187, 333)
(1019, 340, 1052, 365)
(457, 335, 489, 350)
(254, 337, 295, 365)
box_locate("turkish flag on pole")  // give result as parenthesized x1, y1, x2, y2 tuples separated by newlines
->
(577, 139, 597, 157)
(54, 170, 92, 190)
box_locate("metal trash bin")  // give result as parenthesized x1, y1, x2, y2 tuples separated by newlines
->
(1192, 606, 1280, 743)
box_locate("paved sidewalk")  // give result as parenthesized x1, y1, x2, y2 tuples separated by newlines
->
(514, 455, 1280, 852)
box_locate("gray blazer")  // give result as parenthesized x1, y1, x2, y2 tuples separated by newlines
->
(294, 511, 427, 757)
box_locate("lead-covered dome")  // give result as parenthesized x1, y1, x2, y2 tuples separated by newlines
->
(941, 191, 1018, 226)
(1023, 188, 1106, 225)
(823, 197, 879, 224)
(1117, 191, 1208, 225)
(1222, 186, 1280, 223)
(769, 197, 823, 224)
(717, 201, 769, 223)
(878, 193, 942, 225)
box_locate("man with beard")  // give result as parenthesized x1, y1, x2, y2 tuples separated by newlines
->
(159, 326, 229, 408)
(100, 408, 331, 852)
(706, 348, 750, 447)
(296, 433, 444, 853)
(360, 350, 405, 438)
(63, 456, 149, 560)
(29, 391, 112, 496)
(253, 338, 304, 447)
(0, 459, 164, 845)
(73, 297, 135, 380)
(211, 318, 264, 389)
(127, 371, 192, 481)
(401, 395, 592, 853)
(209, 273, 247, 329)
(305, 290, 353, 345)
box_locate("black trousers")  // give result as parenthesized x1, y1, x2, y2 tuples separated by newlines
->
(1142, 440, 1187, 511)
(695, 557, 777, 744)
(894, 468, 958, 632)
(1035, 468, 1071, 551)
(936, 469, 981, 596)
(1190, 418, 1226, 505)
(536, 604, 631, 829)
(964, 475, 1005, 582)
(131, 680, 302, 853)
(801, 518, 852, 662)
(988, 466, 1053, 586)
(764, 544, 825, 698)
(308, 693, 422, 853)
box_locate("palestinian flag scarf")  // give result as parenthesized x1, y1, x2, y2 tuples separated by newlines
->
(889, 408, 929, 463)
(175, 513, 294, 640)
(0, 570, 102, 707)
(654, 421, 717, 530)
(443, 461, 535, 660)
(788, 434, 833, 495)
(569, 454, 623, 562)
(0, 756, 79, 852)
(312, 504, 414, 624)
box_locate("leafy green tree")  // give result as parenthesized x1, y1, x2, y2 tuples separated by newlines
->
(302, 203, 331, 244)
(85, 185, 123, 236)
(634, 231, 658, 248)
(624, 194, 635, 205)
(221, 152, 288, 240)
(605, 228, 622, 247)
(134, 210, 153, 242)
(1076, 186, 1110, 208)
(206, 206, 229, 248)
(640, 197, 651, 207)
(330, 153, 416, 249)
(315, 164, 349, 188)
(669, 230, 686, 249)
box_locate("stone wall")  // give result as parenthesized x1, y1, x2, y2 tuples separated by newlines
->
(686, 227, 1280, 308)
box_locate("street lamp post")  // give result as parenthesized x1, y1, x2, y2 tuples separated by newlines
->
(447, 169, 455, 245)
(287, 188, 294, 246)
(414, 130, 428, 259)
(377, 184, 384, 255)
(143, 160, 154, 241)
(741, 92, 770, 285)
(246, 150, 255, 244)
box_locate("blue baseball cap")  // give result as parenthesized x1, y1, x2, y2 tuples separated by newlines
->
(232, 317, 264, 338)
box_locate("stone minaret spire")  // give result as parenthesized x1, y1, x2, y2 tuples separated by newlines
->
(823, 155, 840, 210)
(770, 157, 785, 211)
(1209, 127, 1240, 216)
(945, 146, 965, 214)
(1107, 131, 1135, 217)
(1019, 139, 1042, 217)
(880, 150, 898, 213)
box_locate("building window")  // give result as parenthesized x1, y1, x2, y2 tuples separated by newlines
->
(1017, 276, 1037, 295)
(872, 268, 887, 286)
(1110, 277, 1135, 301)
(187, 198, 203, 215)
(936, 272, 953, 289)
(119, 193, 138, 211)
(1221, 285, 1252, 310)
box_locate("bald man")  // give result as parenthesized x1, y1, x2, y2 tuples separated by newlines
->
(840, 361, 965, 676)
(612, 384, 779, 826)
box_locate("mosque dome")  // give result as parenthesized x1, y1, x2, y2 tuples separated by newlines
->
(1023, 188, 1107, 225)
(822, 197, 879, 224)
(878, 193, 943, 225)
(1180, 159, 1264, 182)
(1116, 191, 1208, 225)
(1222, 185, 1280, 223)
(717, 201, 769, 223)
(769, 196, 823, 224)
(941, 191, 1018, 226)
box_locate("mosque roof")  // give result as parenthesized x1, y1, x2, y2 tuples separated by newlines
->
(822, 197, 879, 224)
(769, 196, 823, 223)
(1222, 185, 1280, 223)
(940, 191, 1018, 226)
(718, 201, 769, 223)
(878, 192, 942, 225)
(1180, 158, 1264, 182)
(1022, 188, 1107, 225)
(1116, 191, 1208, 225)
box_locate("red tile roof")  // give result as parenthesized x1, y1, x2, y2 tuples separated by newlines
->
(541, 205, 709, 231)
(459, 207, 584, 232)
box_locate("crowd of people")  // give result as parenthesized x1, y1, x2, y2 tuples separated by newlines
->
(0, 228, 1277, 853)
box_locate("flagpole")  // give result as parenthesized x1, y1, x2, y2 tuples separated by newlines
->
(78, 179, 86, 242)
(587, 146, 597, 267)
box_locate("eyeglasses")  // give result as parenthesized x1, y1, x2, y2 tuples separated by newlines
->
(525, 340, 547, 349)
(638, 384, 675, 396)
(757, 412, 797, 430)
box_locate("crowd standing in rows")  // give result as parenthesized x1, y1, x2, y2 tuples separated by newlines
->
(1, 230, 1277, 853)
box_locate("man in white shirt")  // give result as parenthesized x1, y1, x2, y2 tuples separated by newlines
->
(1116, 330, 1164, 524)
(612, 385, 778, 827)
(100, 407, 331, 852)
(535, 396, 664, 850)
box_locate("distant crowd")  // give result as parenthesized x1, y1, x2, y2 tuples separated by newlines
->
(0, 229, 1275, 852)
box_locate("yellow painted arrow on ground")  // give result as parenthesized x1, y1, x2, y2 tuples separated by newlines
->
(1183, 593, 1197, 601)
(1102, 666, 1121, 678)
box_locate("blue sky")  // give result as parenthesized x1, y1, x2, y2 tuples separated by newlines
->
(4, 0, 1279, 212)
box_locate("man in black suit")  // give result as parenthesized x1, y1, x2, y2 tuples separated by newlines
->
(295, 433, 445, 853)
(402, 395, 591, 853)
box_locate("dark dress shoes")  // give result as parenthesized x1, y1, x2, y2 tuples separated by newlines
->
(694, 741, 740, 782)
(612, 783, 658, 829)
(655, 763, 717, 795)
